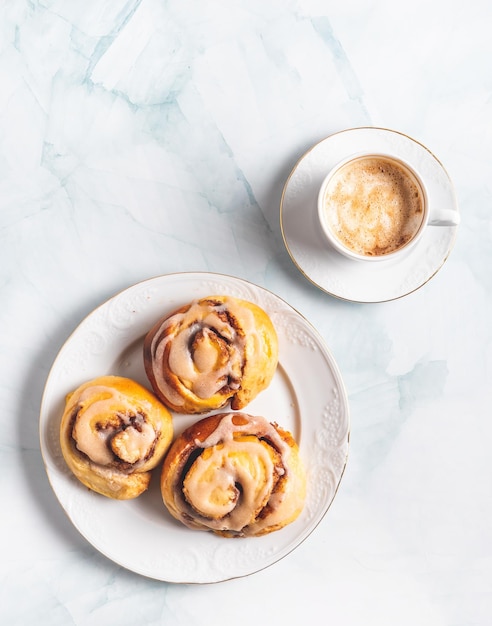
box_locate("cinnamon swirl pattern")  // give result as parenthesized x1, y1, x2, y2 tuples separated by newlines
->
(59, 376, 173, 499)
(143, 296, 279, 414)
(161, 412, 306, 537)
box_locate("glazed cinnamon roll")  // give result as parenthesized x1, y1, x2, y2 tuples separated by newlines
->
(143, 296, 279, 414)
(161, 412, 306, 537)
(59, 376, 173, 499)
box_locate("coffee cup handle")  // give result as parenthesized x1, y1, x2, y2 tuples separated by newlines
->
(428, 209, 460, 226)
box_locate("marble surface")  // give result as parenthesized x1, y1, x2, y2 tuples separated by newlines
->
(1, 0, 491, 624)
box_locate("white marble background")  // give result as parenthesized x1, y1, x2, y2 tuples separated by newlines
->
(1, 0, 491, 624)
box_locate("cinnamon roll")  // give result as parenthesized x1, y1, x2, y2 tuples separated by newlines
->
(59, 376, 173, 499)
(143, 296, 279, 414)
(160, 412, 306, 537)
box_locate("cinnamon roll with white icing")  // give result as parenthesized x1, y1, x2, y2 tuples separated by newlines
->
(59, 376, 173, 499)
(160, 412, 306, 537)
(143, 296, 279, 414)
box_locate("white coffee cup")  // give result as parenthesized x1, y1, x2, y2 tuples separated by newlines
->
(317, 153, 460, 262)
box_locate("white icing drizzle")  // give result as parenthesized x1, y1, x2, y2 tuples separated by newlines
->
(71, 385, 158, 468)
(175, 413, 301, 535)
(183, 440, 276, 529)
(198, 413, 289, 458)
(150, 298, 259, 405)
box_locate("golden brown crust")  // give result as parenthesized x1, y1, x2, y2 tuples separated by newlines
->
(59, 375, 174, 499)
(143, 296, 279, 414)
(160, 412, 306, 537)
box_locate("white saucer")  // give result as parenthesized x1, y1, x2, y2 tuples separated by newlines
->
(280, 127, 459, 303)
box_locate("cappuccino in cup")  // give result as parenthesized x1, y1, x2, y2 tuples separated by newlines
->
(318, 155, 426, 260)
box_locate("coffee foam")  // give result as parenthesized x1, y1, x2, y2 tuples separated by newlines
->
(323, 156, 425, 256)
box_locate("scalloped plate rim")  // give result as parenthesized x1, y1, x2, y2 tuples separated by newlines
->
(39, 272, 350, 583)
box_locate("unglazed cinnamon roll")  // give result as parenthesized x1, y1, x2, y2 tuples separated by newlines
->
(161, 412, 306, 537)
(59, 376, 173, 499)
(143, 296, 279, 414)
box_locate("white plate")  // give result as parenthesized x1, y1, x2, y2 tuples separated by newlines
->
(39, 272, 350, 583)
(280, 127, 459, 303)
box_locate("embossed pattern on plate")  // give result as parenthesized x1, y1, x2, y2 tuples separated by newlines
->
(39, 272, 350, 583)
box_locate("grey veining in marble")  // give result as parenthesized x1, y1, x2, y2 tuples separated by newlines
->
(1, 0, 491, 624)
